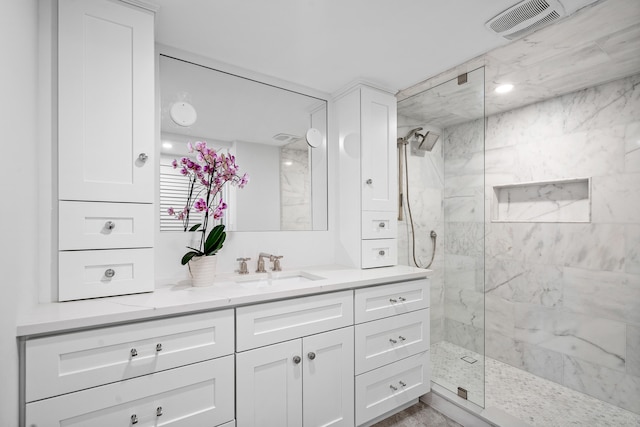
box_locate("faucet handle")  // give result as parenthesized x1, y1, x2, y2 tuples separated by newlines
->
(236, 257, 251, 275)
(272, 255, 283, 271)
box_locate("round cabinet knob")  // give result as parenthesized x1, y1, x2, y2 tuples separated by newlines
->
(156, 343, 163, 352)
(131, 414, 139, 424)
(138, 153, 149, 162)
(156, 406, 163, 417)
(308, 352, 316, 360)
(366, 179, 373, 185)
(293, 356, 301, 364)
(130, 348, 138, 357)
(379, 250, 386, 256)
(105, 221, 115, 231)
(105, 268, 115, 278)
(379, 222, 386, 228)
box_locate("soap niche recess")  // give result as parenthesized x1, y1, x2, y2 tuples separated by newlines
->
(492, 178, 591, 223)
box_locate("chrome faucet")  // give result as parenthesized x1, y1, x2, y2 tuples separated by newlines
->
(256, 252, 274, 273)
(272, 255, 283, 271)
(237, 257, 251, 275)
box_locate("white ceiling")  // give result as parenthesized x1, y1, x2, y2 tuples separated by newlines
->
(149, 0, 528, 93)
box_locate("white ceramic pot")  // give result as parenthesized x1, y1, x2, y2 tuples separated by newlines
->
(188, 255, 218, 287)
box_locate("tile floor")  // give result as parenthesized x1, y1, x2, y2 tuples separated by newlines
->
(431, 341, 640, 427)
(372, 402, 463, 427)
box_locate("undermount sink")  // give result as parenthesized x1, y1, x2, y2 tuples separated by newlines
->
(234, 270, 325, 288)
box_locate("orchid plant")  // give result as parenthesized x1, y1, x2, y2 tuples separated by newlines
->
(167, 141, 248, 265)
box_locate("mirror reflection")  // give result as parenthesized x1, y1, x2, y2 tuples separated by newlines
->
(159, 55, 328, 232)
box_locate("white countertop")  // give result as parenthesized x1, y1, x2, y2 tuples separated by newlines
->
(17, 265, 430, 337)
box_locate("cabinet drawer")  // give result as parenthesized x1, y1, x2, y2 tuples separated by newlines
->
(362, 211, 397, 240)
(59, 201, 153, 250)
(361, 239, 397, 268)
(236, 291, 353, 351)
(355, 351, 430, 426)
(355, 279, 429, 323)
(355, 309, 429, 374)
(25, 310, 234, 402)
(26, 356, 235, 427)
(58, 248, 153, 301)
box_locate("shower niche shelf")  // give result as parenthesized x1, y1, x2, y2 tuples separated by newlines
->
(491, 177, 591, 223)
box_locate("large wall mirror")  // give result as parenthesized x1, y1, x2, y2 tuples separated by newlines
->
(159, 55, 328, 232)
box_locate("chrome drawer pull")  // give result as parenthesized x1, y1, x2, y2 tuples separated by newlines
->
(138, 153, 149, 163)
(389, 298, 397, 303)
(308, 352, 316, 360)
(378, 250, 386, 256)
(105, 221, 115, 231)
(399, 336, 406, 341)
(131, 414, 138, 424)
(366, 179, 373, 184)
(293, 356, 301, 364)
(156, 406, 163, 417)
(389, 338, 397, 344)
(389, 384, 398, 391)
(379, 222, 386, 228)
(156, 343, 163, 352)
(398, 296, 406, 302)
(105, 268, 115, 278)
(130, 348, 138, 357)
(399, 381, 407, 387)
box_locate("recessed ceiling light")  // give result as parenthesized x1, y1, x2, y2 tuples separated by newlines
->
(283, 161, 293, 166)
(495, 84, 514, 94)
(162, 142, 173, 149)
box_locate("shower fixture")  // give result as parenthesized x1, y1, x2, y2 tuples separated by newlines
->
(412, 131, 440, 155)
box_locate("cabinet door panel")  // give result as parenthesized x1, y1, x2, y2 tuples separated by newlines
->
(58, 0, 154, 202)
(303, 327, 354, 427)
(361, 87, 397, 212)
(236, 340, 302, 427)
(26, 356, 235, 427)
(355, 309, 429, 374)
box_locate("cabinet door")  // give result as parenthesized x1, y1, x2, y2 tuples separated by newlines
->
(58, 0, 154, 203)
(236, 340, 302, 427)
(303, 327, 354, 427)
(361, 87, 397, 212)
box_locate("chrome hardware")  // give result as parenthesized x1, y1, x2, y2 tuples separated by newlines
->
(293, 355, 301, 364)
(398, 296, 406, 302)
(131, 414, 138, 424)
(398, 336, 406, 342)
(379, 250, 386, 256)
(389, 298, 397, 303)
(105, 268, 115, 278)
(256, 252, 274, 273)
(379, 222, 386, 228)
(308, 352, 316, 360)
(237, 257, 251, 275)
(389, 385, 398, 391)
(272, 255, 283, 271)
(156, 343, 163, 352)
(105, 221, 115, 231)
(366, 179, 373, 184)
(389, 338, 397, 344)
(399, 381, 407, 387)
(156, 406, 163, 417)
(138, 153, 148, 162)
(130, 348, 138, 357)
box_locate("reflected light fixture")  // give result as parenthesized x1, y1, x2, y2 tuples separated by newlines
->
(170, 101, 197, 126)
(495, 83, 514, 94)
(162, 142, 173, 149)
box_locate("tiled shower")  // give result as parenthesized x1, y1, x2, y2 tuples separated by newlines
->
(397, 71, 640, 425)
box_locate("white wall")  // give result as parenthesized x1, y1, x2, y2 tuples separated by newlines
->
(0, 0, 39, 424)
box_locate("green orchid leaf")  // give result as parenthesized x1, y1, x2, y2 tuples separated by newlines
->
(204, 224, 226, 255)
(181, 251, 200, 265)
(188, 223, 202, 232)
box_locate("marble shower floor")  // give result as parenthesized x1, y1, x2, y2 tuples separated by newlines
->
(431, 341, 640, 427)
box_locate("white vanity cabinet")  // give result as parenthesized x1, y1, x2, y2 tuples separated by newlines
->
(236, 292, 355, 427)
(56, 0, 156, 300)
(23, 310, 236, 427)
(353, 279, 431, 426)
(335, 84, 398, 269)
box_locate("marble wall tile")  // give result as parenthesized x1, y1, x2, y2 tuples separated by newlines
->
(444, 318, 484, 354)
(514, 305, 627, 372)
(592, 173, 640, 224)
(444, 287, 484, 329)
(485, 223, 516, 262)
(444, 222, 484, 257)
(485, 293, 514, 338)
(626, 224, 640, 274)
(443, 118, 484, 160)
(444, 192, 484, 223)
(628, 325, 640, 378)
(563, 355, 640, 414)
(625, 121, 640, 172)
(563, 267, 640, 326)
(485, 259, 563, 307)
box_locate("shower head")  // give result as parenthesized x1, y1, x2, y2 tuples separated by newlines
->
(414, 131, 440, 152)
(398, 127, 423, 145)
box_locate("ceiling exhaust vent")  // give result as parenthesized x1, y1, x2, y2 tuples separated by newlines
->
(486, 0, 566, 40)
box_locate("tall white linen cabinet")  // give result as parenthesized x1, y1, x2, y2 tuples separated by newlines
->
(335, 85, 398, 269)
(56, 0, 156, 301)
